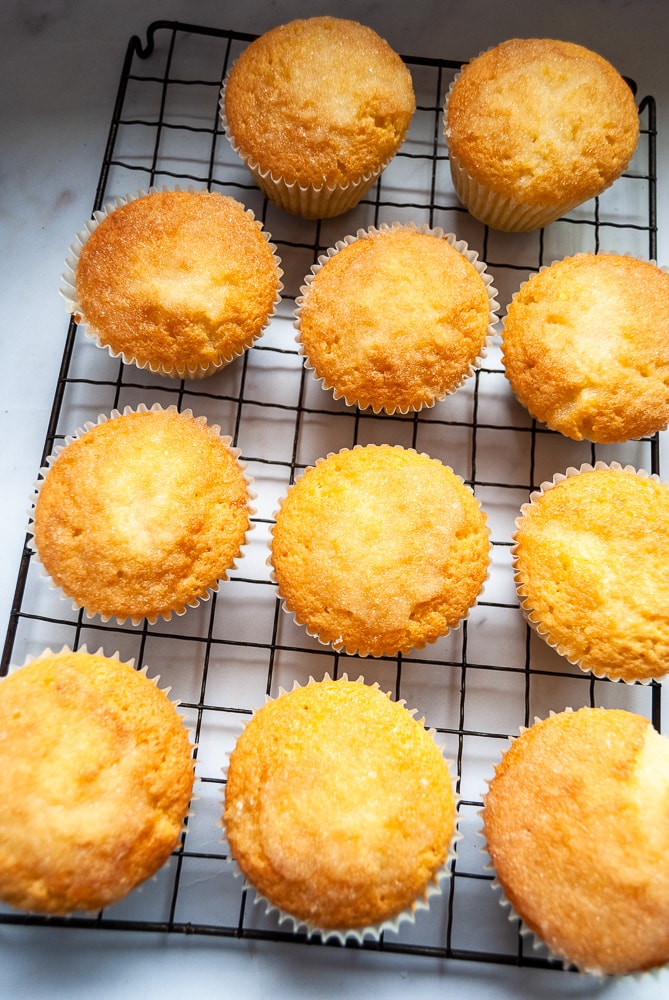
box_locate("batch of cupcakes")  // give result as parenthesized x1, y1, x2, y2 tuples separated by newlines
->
(3, 16, 669, 980)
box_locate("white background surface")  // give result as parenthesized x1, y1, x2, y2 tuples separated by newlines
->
(2, 1, 669, 997)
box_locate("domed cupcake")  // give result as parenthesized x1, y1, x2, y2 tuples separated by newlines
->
(221, 17, 415, 218)
(501, 253, 669, 443)
(31, 405, 253, 624)
(295, 222, 498, 413)
(512, 463, 669, 683)
(223, 675, 457, 941)
(269, 444, 489, 656)
(62, 188, 282, 378)
(483, 707, 669, 976)
(444, 39, 639, 232)
(0, 648, 194, 915)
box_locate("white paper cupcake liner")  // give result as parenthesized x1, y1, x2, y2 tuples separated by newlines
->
(221, 673, 461, 944)
(293, 221, 500, 414)
(512, 462, 666, 684)
(267, 445, 491, 657)
(60, 185, 283, 379)
(219, 75, 389, 220)
(27, 403, 256, 626)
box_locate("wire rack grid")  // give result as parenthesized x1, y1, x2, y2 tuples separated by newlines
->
(0, 19, 663, 971)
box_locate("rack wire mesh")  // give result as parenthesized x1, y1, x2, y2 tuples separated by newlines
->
(0, 20, 663, 970)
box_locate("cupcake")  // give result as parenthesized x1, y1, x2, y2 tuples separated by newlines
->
(269, 444, 489, 656)
(294, 222, 498, 413)
(501, 254, 669, 442)
(0, 648, 194, 915)
(62, 188, 282, 378)
(512, 463, 669, 683)
(223, 676, 457, 940)
(444, 39, 639, 232)
(483, 707, 669, 976)
(31, 405, 253, 624)
(221, 17, 415, 219)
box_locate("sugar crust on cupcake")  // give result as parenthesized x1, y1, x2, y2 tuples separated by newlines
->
(483, 707, 669, 976)
(501, 253, 669, 443)
(270, 444, 489, 656)
(65, 189, 282, 378)
(0, 648, 194, 915)
(444, 39, 639, 232)
(221, 17, 415, 218)
(513, 464, 669, 683)
(295, 223, 498, 413)
(31, 406, 253, 624)
(223, 676, 456, 937)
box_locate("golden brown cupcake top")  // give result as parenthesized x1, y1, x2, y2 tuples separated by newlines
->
(270, 444, 489, 656)
(446, 38, 639, 209)
(0, 649, 194, 915)
(483, 707, 669, 975)
(513, 465, 669, 683)
(224, 677, 456, 932)
(296, 226, 496, 413)
(32, 407, 252, 623)
(72, 189, 281, 376)
(223, 17, 415, 187)
(501, 254, 669, 443)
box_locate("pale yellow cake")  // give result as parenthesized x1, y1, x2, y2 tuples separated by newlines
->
(295, 224, 497, 413)
(444, 39, 639, 231)
(31, 407, 252, 623)
(69, 189, 282, 377)
(513, 465, 669, 682)
(0, 649, 194, 915)
(501, 253, 669, 443)
(270, 444, 489, 656)
(223, 677, 456, 934)
(483, 707, 669, 976)
(222, 17, 415, 218)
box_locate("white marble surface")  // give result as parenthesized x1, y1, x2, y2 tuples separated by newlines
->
(2, 1, 669, 997)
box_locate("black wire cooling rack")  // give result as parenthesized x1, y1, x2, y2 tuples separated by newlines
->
(0, 20, 663, 971)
